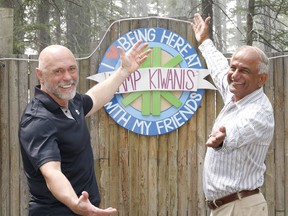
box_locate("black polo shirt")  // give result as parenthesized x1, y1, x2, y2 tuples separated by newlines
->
(19, 86, 100, 215)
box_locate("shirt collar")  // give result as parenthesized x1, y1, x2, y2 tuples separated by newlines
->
(230, 87, 264, 108)
(34, 85, 62, 112)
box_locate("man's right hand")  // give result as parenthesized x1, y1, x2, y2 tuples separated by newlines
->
(74, 191, 117, 216)
(40, 162, 117, 216)
(206, 126, 226, 149)
(191, 13, 211, 44)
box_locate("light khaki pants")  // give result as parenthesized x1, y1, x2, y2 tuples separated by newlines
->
(210, 192, 268, 216)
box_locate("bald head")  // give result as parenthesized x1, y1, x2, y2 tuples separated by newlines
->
(38, 45, 77, 73)
(233, 46, 269, 75)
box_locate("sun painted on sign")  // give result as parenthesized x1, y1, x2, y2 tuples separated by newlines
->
(90, 28, 212, 136)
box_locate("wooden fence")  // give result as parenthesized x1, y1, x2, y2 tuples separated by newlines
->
(1, 18, 288, 216)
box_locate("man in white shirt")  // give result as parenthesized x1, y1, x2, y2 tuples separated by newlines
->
(192, 13, 274, 216)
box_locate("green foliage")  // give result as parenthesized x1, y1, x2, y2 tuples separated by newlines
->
(2, 0, 288, 54)
(227, 0, 288, 51)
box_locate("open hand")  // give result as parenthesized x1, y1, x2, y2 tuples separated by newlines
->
(206, 126, 226, 148)
(191, 13, 211, 44)
(117, 40, 152, 77)
(74, 191, 117, 216)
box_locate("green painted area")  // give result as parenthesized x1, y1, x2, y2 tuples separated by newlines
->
(121, 46, 183, 116)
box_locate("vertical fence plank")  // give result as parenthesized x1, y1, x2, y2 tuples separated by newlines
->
(273, 56, 285, 215)
(178, 121, 188, 216)
(187, 114, 198, 216)
(283, 56, 288, 216)
(108, 114, 119, 208)
(196, 93, 207, 216)
(0, 59, 10, 216)
(9, 56, 20, 216)
(158, 134, 168, 216)
(148, 136, 158, 215)
(118, 126, 129, 215)
(19, 59, 29, 216)
(264, 55, 276, 216)
(139, 134, 149, 216)
(282, 57, 288, 215)
(97, 30, 111, 210)
(167, 130, 178, 216)
(88, 40, 101, 203)
(128, 131, 140, 216)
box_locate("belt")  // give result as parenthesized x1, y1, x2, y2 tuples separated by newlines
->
(206, 188, 260, 210)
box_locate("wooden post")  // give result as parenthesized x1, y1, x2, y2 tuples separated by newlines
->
(0, 7, 13, 215)
(0, 8, 13, 55)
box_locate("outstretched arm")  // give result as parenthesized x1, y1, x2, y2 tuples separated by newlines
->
(192, 13, 230, 99)
(86, 40, 152, 116)
(40, 161, 117, 215)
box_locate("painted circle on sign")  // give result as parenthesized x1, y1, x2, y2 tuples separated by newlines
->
(98, 28, 204, 136)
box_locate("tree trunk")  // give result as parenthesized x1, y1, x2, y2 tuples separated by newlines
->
(236, 0, 244, 47)
(202, 0, 213, 41)
(66, 0, 91, 54)
(263, 5, 272, 53)
(0, 8, 13, 54)
(0, 0, 13, 7)
(214, 0, 223, 51)
(37, 0, 51, 52)
(2, 0, 24, 53)
(246, 0, 255, 45)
